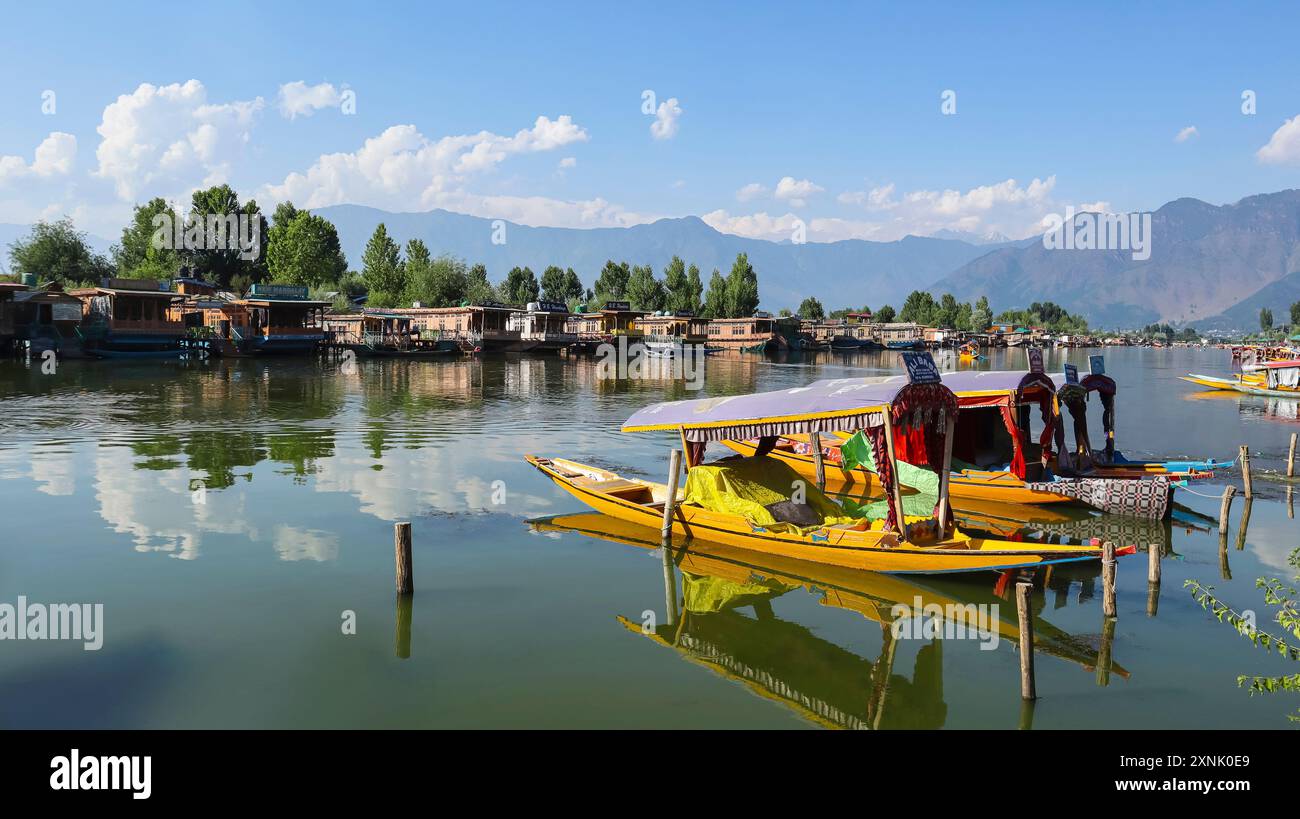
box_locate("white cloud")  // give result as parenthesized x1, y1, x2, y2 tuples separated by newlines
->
(93, 79, 264, 201)
(558, 156, 577, 169)
(702, 209, 804, 240)
(773, 176, 824, 208)
(258, 116, 608, 227)
(278, 81, 344, 119)
(1175, 125, 1198, 143)
(1257, 115, 1300, 165)
(0, 132, 76, 184)
(650, 97, 682, 140)
(736, 182, 767, 202)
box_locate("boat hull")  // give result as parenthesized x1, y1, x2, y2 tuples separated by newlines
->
(526, 455, 1124, 574)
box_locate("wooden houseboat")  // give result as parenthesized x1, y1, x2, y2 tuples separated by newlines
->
(509, 301, 577, 353)
(1, 281, 87, 357)
(566, 301, 647, 354)
(70, 278, 188, 358)
(877, 322, 925, 350)
(636, 310, 708, 355)
(706, 314, 804, 352)
(391, 303, 522, 353)
(227, 284, 330, 354)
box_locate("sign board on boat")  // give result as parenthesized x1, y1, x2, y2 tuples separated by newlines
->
(902, 351, 941, 384)
(1089, 355, 1105, 375)
(602, 301, 631, 312)
(1064, 363, 1079, 384)
(535, 300, 568, 313)
(1026, 347, 1044, 374)
(52, 303, 83, 322)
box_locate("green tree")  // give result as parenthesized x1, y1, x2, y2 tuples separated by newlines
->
(266, 210, 348, 287)
(724, 252, 760, 318)
(875, 304, 897, 323)
(1261, 307, 1275, 334)
(540, 265, 569, 301)
(899, 290, 938, 325)
(971, 296, 992, 332)
(500, 266, 540, 304)
(662, 256, 689, 312)
(797, 296, 825, 321)
(465, 263, 496, 304)
(183, 184, 266, 287)
(685, 264, 704, 314)
(626, 263, 666, 311)
(936, 293, 960, 328)
(8, 218, 113, 285)
(1290, 300, 1300, 330)
(361, 223, 406, 306)
(562, 268, 584, 303)
(407, 255, 469, 306)
(112, 198, 182, 280)
(593, 260, 630, 299)
(701, 269, 728, 318)
(954, 301, 974, 332)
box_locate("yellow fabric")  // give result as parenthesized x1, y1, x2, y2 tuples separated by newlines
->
(681, 573, 795, 614)
(683, 456, 861, 532)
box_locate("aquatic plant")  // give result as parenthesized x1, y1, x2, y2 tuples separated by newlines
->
(1185, 547, 1300, 721)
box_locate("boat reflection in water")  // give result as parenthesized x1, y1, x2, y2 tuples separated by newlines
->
(530, 512, 1128, 730)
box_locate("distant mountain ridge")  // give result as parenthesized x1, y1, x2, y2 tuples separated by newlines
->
(314, 205, 1004, 311)
(929, 190, 1300, 329)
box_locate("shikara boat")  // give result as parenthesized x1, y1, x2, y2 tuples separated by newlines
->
(1183, 360, 1300, 399)
(526, 367, 1134, 573)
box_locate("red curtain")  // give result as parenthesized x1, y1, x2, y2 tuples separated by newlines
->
(999, 405, 1027, 479)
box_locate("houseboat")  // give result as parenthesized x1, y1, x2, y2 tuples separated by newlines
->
(566, 301, 647, 354)
(705, 313, 804, 352)
(826, 312, 878, 350)
(877, 322, 925, 350)
(1, 281, 87, 357)
(70, 278, 188, 358)
(393, 303, 522, 353)
(228, 284, 330, 354)
(348, 309, 459, 357)
(509, 301, 577, 353)
(636, 310, 709, 356)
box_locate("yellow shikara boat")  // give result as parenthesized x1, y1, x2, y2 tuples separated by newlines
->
(527, 369, 1133, 573)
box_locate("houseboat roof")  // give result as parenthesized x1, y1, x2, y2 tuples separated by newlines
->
(69, 286, 181, 299)
(238, 296, 332, 307)
(0, 282, 30, 293)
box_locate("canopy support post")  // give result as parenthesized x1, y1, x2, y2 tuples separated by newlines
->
(661, 448, 683, 545)
(937, 410, 955, 532)
(881, 409, 907, 536)
(810, 431, 826, 491)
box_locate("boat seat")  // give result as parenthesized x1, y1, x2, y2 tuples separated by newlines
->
(574, 477, 648, 497)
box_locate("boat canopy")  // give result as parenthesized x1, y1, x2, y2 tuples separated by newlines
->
(623, 374, 954, 443)
(1050, 372, 1117, 463)
(1265, 362, 1300, 390)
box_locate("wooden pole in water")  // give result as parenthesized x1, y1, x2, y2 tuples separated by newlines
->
(1218, 485, 1236, 535)
(1288, 433, 1297, 479)
(1147, 541, 1161, 584)
(1240, 445, 1253, 498)
(810, 431, 826, 491)
(1236, 498, 1253, 552)
(394, 594, 412, 659)
(1101, 541, 1117, 618)
(394, 521, 413, 595)
(660, 449, 683, 544)
(1096, 615, 1116, 687)
(1016, 581, 1036, 701)
(1289, 487, 1295, 520)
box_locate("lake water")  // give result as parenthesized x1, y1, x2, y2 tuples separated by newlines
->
(1, 346, 1297, 729)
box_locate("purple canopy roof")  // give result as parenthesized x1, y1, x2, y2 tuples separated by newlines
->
(813, 370, 1047, 396)
(622, 375, 912, 441)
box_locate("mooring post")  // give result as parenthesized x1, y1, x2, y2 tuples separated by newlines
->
(1146, 542, 1161, 617)
(394, 521, 413, 595)
(1016, 581, 1036, 701)
(809, 431, 826, 491)
(1236, 498, 1253, 552)
(1240, 445, 1253, 498)
(1218, 485, 1236, 535)
(1289, 487, 1295, 520)
(1096, 616, 1116, 687)
(394, 595, 412, 659)
(661, 449, 683, 545)
(1102, 541, 1117, 618)
(1288, 433, 1297, 479)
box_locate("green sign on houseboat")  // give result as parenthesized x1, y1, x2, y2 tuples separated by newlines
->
(249, 283, 309, 300)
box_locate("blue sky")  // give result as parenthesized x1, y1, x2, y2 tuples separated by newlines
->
(0, 1, 1297, 243)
